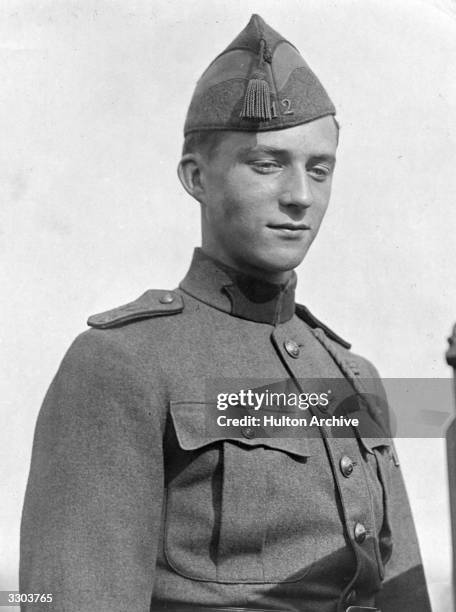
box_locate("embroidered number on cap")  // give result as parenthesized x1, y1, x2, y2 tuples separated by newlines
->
(281, 99, 294, 115)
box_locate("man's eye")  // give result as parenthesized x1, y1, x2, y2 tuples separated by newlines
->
(309, 165, 331, 180)
(250, 161, 281, 173)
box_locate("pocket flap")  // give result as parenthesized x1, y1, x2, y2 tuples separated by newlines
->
(170, 401, 318, 458)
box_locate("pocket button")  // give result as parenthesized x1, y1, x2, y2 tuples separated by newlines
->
(242, 426, 255, 439)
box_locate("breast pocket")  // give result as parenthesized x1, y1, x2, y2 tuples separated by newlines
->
(164, 401, 322, 584)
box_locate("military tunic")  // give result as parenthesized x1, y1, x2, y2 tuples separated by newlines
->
(20, 249, 431, 611)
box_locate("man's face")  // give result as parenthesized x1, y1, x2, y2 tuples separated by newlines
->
(198, 116, 338, 283)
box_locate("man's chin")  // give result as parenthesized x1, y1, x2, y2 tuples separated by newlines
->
(244, 249, 308, 281)
(261, 247, 309, 273)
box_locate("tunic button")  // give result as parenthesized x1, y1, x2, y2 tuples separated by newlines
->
(242, 426, 255, 439)
(159, 292, 175, 304)
(340, 455, 354, 477)
(354, 522, 367, 543)
(284, 340, 300, 358)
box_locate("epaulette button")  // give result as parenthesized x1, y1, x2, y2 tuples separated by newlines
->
(159, 293, 175, 304)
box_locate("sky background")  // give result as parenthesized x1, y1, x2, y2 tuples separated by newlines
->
(1, 1, 456, 610)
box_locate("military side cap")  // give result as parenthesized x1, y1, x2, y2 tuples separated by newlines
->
(184, 14, 335, 135)
(87, 290, 184, 329)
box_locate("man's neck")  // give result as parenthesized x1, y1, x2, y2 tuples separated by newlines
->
(200, 246, 294, 286)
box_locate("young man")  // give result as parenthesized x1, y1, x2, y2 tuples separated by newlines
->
(20, 15, 431, 612)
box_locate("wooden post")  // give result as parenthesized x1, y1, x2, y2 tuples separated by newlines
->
(446, 324, 456, 607)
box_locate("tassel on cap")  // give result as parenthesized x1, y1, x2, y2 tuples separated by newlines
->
(240, 39, 272, 121)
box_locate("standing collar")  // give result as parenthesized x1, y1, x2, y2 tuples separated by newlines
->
(179, 248, 297, 325)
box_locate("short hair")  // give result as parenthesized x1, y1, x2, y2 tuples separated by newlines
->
(182, 130, 224, 158)
(182, 116, 340, 157)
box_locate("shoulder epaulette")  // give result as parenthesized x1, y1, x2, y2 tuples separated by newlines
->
(87, 290, 184, 329)
(295, 303, 351, 350)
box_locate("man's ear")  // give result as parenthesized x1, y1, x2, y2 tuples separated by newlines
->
(177, 154, 206, 204)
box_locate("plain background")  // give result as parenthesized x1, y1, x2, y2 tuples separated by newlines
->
(1, 0, 456, 610)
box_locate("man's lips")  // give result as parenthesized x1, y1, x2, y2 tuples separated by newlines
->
(267, 222, 311, 230)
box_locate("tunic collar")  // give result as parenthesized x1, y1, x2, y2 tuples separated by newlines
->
(179, 248, 296, 325)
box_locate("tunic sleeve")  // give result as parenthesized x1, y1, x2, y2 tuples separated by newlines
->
(20, 330, 164, 612)
(362, 360, 432, 611)
(376, 462, 432, 611)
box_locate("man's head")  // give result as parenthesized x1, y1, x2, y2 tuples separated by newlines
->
(179, 14, 338, 283)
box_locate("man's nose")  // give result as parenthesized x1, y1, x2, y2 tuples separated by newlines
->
(278, 168, 312, 209)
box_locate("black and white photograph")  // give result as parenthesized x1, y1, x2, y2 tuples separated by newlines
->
(2, 1, 456, 611)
